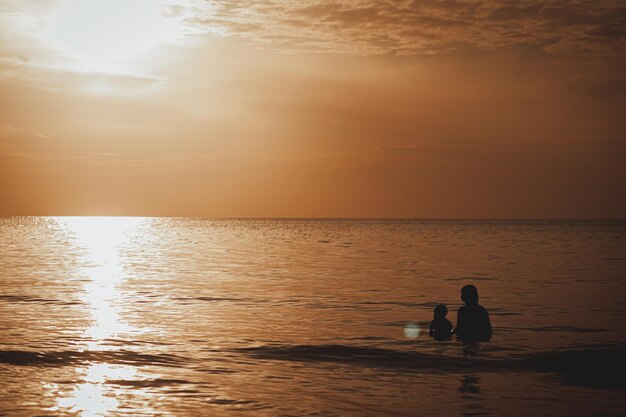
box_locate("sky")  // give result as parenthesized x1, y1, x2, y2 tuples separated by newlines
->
(0, 0, 625, 218)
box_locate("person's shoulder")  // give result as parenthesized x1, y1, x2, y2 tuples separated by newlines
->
(477, 304, 490, 315)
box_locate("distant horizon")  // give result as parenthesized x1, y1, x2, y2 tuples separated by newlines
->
(2, 215, 625, 221)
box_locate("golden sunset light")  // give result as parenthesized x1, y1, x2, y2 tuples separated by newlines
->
(1, 0, 624, 218)
(1, 2, 625, 417)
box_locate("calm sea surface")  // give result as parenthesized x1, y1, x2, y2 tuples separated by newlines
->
(1, 217, 625, 416)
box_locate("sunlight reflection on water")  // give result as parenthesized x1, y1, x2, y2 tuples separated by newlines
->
(58, 217, 146, 346)
(52, 217, 155, 416)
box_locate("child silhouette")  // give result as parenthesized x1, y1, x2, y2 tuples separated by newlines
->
(429, 304, 453, 340)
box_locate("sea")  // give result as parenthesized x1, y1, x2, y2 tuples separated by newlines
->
(0, 217, 625, 416)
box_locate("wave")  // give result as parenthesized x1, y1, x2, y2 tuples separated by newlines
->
(0, 349, 185, 368)
(525, 345, 626, 391)
(233, 344, 508, 373)
(523, 326, 609, 333)
(0, 294, 82, 306)
(171, 296, 247, 304)
(2, 343, 624, 391)
(105, 378, 192, 388)
(233, 343, 626, 391)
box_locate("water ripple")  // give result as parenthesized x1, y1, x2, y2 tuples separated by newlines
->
(0, 349, 186, 368)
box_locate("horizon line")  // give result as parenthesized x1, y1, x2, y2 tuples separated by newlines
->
(1, 215, 625, 222)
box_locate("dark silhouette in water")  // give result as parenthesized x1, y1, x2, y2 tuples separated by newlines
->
(454, 285, 492, 341)
(429, 304, 452, 340)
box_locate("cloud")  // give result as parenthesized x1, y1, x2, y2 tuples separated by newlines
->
(186, 0, 626, 59)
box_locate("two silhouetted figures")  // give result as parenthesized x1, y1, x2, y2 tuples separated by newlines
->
(429, 284, 492, 341)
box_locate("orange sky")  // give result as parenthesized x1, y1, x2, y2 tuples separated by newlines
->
(1, 0, 625, 218)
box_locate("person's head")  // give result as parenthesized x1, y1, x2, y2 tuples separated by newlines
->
(434, 304, 448, 319)
(461, 284, 479, 305)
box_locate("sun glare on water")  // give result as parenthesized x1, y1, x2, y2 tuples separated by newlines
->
(45, 0, 186, 72)
(56, 217, 148, 346)
(50, 217, 158, 416)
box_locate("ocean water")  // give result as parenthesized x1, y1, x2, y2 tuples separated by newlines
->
(0, 217, 625, 416)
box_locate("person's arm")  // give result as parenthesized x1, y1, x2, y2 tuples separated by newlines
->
(484, 309, 493, 337)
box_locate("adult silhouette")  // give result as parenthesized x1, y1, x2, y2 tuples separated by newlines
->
(454, 285, 492, 341)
